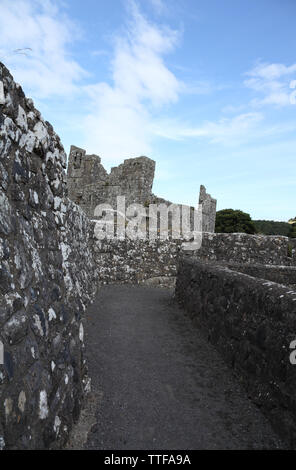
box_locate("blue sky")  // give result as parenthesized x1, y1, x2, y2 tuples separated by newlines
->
(0, 0, 295, 221)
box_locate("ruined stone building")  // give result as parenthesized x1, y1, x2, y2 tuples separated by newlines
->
(67, 145, 217, 232)
(1, 62, 296, 450)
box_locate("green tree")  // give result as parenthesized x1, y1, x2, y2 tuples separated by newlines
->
(215, 209, 257, 234)
(253, 220, 290, 236)
(288, 223, 296, 238)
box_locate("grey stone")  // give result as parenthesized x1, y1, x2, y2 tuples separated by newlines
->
(0, 61, 98, 449)
(175, 257, 296, 448)
(3, 310, 28, 345)
(67, 145, 217, 234)
(199, 184, 217, 232)
(0, 57, 296, 451)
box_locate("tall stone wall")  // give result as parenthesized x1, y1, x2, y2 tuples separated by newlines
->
(175, 258, 296, 447)
(0, 63, 98, 449)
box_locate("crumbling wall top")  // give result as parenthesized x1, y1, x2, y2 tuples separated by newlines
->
(67, 146, 217, 232)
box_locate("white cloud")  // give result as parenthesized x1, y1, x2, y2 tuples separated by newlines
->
(152, 110, 296, 146)
(244, 61, 296, 107)
(84, 82, 152, 161)
(0, 0, 87, 98)
(247, 62, 296, 80)
(4, 1, 294, 168)
(151, 112, 265, 145)
(82, 0, 182, 162)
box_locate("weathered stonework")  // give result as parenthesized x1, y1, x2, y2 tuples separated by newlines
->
(1, 60, 296, 450)
(94, 238, 183, 285)
(175, 257, 296, 447)
(199, 185, 217, 232)
(67, 145, 217, 234)
(225, 263, 296, 287)
(68, 145, 156, 217)
(192, 232, 296, 265)
(92, 233, 296, 285)
(0, 62, 98, 449)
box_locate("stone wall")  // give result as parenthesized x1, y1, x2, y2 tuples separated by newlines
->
(0, 62, 98, 449)
(67, 146, 217, 235)
(199, 185, 217, 232)
(193, 232, 296, 265)
(94, 238, 183, 285)
(92, 232, 296, 285)
(226, 263, 296, 287)
(1, 59, 296, 450)
(68, 145, 156, 218)
(175, 257, 296, 447)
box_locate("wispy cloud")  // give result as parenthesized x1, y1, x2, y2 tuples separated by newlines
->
(0, 0, 87, 98)
(244, 61, 296, 107)
(148, 0, 167, 15)
(2, 0, 295, 170)
(82, 0, 182, 162)
(152, 111, 296, 146)
(151, 112, 264, 145)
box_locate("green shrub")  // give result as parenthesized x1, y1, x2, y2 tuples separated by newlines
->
(215, 209, 257, 234)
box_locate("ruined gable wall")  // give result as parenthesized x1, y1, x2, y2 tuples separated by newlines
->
(0, 63, 98, 449)
(68, 146, 155, 217)
(67, 145, 108, 215)
(67, 147, 220, 237)
(108, 156, 155, 206)
(67, 147, 214, 228)
(67, 147, 220, 241)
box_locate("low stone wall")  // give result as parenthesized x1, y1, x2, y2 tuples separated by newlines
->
(94, 238, 183, 284)
(194, 232, 296, 265)
(175, 257, 296, 447)
(93, 232, 296, 285)
(0, 62, 98, 449)
(226, 263, 296, 287)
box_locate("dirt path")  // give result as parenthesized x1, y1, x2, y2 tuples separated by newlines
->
(76, 285, 283, 450)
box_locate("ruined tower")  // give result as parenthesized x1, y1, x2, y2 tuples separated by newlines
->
(199, 185, 217, 232)
(67, 146, 217, 233)
(67, 146, 155, 217)
(67, 145, 108, 215)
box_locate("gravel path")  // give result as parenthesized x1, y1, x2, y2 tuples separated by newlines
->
(81, 285, 284, 450)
